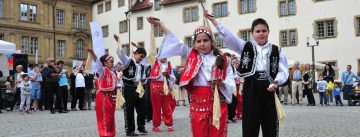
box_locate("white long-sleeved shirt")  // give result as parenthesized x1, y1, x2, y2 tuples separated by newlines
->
(158, 32, 236, 103)
(75, 73, 85, 88)
(216, 24, 289, 85)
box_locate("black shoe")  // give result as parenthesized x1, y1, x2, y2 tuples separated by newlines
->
(71, 108, 78, 111)
(311, 104, 316, 106)
(126, 132, 139, 136)
(306, 104, 311, 106)
(51, 111, 56, 114)
(138, 129, 148, 134)
(0, 110, 2, 113)
(59, 110, 68, 113)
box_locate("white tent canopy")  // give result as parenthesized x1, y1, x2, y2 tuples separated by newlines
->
(0, 40, 16, 54)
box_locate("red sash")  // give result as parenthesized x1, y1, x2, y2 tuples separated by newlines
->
(150, 60, 172, 79)
(99, 68, 117, 91)
(179, 49, 203, 90)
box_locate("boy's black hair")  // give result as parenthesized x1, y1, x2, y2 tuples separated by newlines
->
(22, 73, 29, 78)
(34, 64, 39, 67)
(251, 18, 269, 32)
(135, 47, 147, 57)
(57, 60, 65, 65)
(29, 64, 34, 68)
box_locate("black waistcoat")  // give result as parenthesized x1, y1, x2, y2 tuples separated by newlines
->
(238, 41, 280, 82)
(122, 59, 144, 85)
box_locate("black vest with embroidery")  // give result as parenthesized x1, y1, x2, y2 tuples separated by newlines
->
(123, 59, 144, 85)
(238, 42, 280, 82)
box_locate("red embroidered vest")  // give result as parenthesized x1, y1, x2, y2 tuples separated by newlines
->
(150, 60, 172, 79)
(98, 67, 117, 91)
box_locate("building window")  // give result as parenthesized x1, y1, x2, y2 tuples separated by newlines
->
(239, 0, 256, 14)
(214, 2, 228, 18)
(0, 0, 3, 17)
(73, 13, 86, 29)
(102, 25, 109, 37)
(280, 29, 297, 47)
(183, 6, 198, 23)
(120, 20, 128, 33)
(76, 39, 85, 58)
(315, 19, 336, 38)
(105, 1, 111, 12)
(57, 40, 65, 57)
(21, 36, 38, 55)
(154, 25, 164, 37)
(214, 34, 224, 48)
(184, 36, 193, 48)
(138, 42, 144, 48)
(239, 29, 251, 41)
(137, 17, 143, 30)
(0, 34, 4, 40)
(20, 3, 37, 22)
(122, 44, 130, 56)
(118, 0, 125, 7)
(355, 17, 360, 36)
(56, 9, 65, 26)
(279, 0, 295, 16)
(97, 4, 103, 14)
(155, 0, 161, 11)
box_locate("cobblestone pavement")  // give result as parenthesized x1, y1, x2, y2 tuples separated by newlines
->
(1, 93, 360, 137)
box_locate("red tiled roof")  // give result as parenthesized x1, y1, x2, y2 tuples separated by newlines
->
(131, 0, 153, 11)
(161, 0, 189, 5)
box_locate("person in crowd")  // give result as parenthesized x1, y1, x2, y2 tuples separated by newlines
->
(75, 67, 86, 111)
(116, 39, 148, 136)
(341, 65, 360, 105)
(5, 75, 15, 112)
(290, 61, 303, 105)
(13, 65, 25, 111)
(302, 64, 315, 106)
(39, 64, 48, 111)
(88, 49, 118, 137)
(84, 72, 94, 110)
(175, 67, 187, 106)
(232, 59, 243, 120)
(225, 53, 237, 123)
(45, 57, 64, 114)
(70, 66, 78, 111)
(333, 82, 344, 106)
(204, 10, 289, 137)
(278, 78, 290, 105)
(29, 64, 42, 111)
(317, 76, 328, 106)
(148, 14, 235, 137)
(322, 64, 335, 105)
(57, 60, 69, 112)
(19, 74, 32, 114)
(143, 64, 153, 122)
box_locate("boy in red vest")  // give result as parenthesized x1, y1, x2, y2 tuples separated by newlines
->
(149, 58, 176, 132)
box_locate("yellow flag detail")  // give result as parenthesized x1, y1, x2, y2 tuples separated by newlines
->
(212, 84, 221, 129)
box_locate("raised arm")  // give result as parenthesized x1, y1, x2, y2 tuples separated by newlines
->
(88, 49, 104, 77)
(204, 10, 246, 55)
(147, 17, 190, 59)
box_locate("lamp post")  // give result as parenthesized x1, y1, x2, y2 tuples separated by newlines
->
(50, 0, 57, 60)
(306, 37, 319, 90)
(125, 11, 131, 56)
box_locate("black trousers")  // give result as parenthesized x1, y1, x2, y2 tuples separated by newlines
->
(10, 88, 21, 110)
(38, 85, 47, 109)
(335, 95, 343, 105)
(227, 94, 237, 119)
(243, 78, 278, 137)
(47, 82, 62, 111)
(59, 85, 68, 110)
(123, 84, 146, 134)
(304, 88, 315, 105)
(71, 87, 84, 110)
(144, 82, 152, 121)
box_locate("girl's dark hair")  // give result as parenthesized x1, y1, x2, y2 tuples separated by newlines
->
(322, 64, 334, 73)
(251, 18, 269, 32)
(6, 76, 12, 82)
(193, 30, 224, 69)
(100, 54, 110, 66)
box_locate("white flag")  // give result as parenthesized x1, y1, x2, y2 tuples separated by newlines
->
(90, 22, 105, 73)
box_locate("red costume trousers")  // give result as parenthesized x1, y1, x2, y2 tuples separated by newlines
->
(95, 91, 116, 137)
(150, 81, 174, 127)
(190, 86, 228, 137)
(235, 85, 243, 119)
